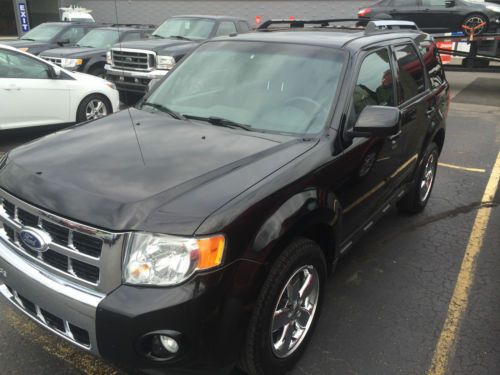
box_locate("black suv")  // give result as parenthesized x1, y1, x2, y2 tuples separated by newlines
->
(40, 25, 155, 78)
(358, 0, 500, 35)
(0, 19, 449, 375)
(105, 15, 251, 101)
(3, 22, 101, 55)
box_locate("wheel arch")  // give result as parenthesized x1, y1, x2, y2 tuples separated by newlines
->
(75, 92, 112, 123)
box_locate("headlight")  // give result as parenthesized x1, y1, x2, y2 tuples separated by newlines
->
(61, 58, 83, 68)
(156, 55, 176, 70)
(18, 47, 29, 52)
(106, 51, 112, 65)
(486, 5, 500, 12)
(124, 232, 225, 286)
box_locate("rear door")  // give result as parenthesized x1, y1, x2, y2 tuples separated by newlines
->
(386, 0, 423, 23)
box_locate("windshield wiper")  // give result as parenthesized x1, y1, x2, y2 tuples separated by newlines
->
(20, 38, 35, 41)
(141, 102, 186, 120)
(183, 115, 252, 131)
(169, 35, 192, 41)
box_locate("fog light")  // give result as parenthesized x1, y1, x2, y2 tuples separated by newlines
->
(160, 335, 179, 353)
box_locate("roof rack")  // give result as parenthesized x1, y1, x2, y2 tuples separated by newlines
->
(257, 18, 419, 34)
(110, 23, 156, 29)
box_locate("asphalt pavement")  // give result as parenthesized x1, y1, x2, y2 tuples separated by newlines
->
(0, 71, 499, 375)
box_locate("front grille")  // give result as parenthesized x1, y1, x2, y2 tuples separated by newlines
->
(0, 189, 126, 291)
(6, 287, 91, 349)
(42, 56, 62, 66)
(112, 48, 155, 71)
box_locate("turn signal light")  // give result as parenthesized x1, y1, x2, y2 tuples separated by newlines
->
(358, 8, 372, 18)
(196, 235, 225, 270)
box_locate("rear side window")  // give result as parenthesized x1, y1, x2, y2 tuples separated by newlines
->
(238, 21, 251, 33)
(349, 48, 395, 127)
(422, 0, 446, 6)
(59, 27, 86, 44)
(122, 32, 141, 42)
(393, 44, 426, 103)
(215, 22, 237, 37)
(418, 41, 446, 89)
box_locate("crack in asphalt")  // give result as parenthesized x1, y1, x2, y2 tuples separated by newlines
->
(381, 201, 500, 246)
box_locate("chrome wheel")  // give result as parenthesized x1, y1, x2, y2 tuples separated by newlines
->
(420, 153, 436, 203)
(271, 265, 320, 358)
(85, 98, 108, 120)
(463, 16, 487, 35)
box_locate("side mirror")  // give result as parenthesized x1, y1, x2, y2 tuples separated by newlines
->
(57, 38, 70, 46)
(445, 0, 455, 8)
(50, 65, 62, 78)
(351, 106, 400, 138)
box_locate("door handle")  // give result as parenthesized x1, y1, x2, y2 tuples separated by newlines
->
(426, 106, 436, 116)
(3, 86, 21, 91)
(388, 129, 402, 141)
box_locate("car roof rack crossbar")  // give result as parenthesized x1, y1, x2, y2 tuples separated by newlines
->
(257, 18, 365, 31)
(365, 20, 419, 33)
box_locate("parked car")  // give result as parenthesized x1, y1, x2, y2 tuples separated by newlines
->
(0, 44, 119, 130)
(40, 25, 155, 78)
(358, 0, 500, 35)
(0, 19, 448, 375)
(2, 22, 102, 55)
(105, 15, 252, 102)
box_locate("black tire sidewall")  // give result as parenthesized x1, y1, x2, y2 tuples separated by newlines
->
(244, 239, 326, 375)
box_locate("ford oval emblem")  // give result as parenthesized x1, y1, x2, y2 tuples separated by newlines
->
(18, 227, 51, 253)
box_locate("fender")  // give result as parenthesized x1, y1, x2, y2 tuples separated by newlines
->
(82, 56, 106, 74)
(252, 188, 342, 268)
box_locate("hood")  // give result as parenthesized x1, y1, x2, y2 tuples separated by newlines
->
(2, 39, 51, 52)
(113, 38, 198, 53)
(0, 109, 315, 235)
(41, 46, 105, 58)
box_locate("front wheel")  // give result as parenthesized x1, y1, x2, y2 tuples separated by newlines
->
(76, 94, 111, 123)
(398, 143, 439, 214)
(239, 238, 326, 375)
(462, 14, 488, 36)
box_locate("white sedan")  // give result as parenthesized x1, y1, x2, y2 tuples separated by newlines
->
(0, 44, 119, 130)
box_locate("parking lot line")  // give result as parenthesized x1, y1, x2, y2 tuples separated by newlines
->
(427, 151, 500, 375)
(438, 162, 486, 173)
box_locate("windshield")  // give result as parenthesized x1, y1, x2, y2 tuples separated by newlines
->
(77, 29, 120, 48)
(152, 18, 215, 40)
(144, 41, 346, 136)
(20, 24, 65, 42)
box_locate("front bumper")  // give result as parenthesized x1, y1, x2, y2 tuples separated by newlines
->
(105, 65, 168, 94)
(0, 235, 104, 352)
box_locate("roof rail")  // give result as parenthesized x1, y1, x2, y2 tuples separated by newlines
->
(365, 20, 419, 33)
(110, 23, 156, 29)
(257, 18, 366, 30)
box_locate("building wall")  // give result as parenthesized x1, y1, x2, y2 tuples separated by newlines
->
(59, 0, 373, 26)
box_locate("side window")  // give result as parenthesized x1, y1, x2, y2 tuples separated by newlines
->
(122, 32, 141, 42)
(215, 22, 237, 37)
(349, 48, 395, 128)
(422, 0, 446, 6)
(238, 21, 251, 33)
(393, 44, 426, 103)
(418, 40, 446, 89)
(59, 27, 86, 44)
(0, 50, 50, 79)
(391, 0, 418, 6)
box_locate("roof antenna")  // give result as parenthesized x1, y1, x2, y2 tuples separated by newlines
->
(113, 0, 146, 166)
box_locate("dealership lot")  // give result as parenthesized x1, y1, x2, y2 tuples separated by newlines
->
(0, 70, 499, 374)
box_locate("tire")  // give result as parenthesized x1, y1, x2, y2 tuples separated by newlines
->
(397, 143, 439, 214)
(89, 66, 106, 79)
(239, 238, 327, 375)
(461, 13, 488, 36)
(76, 94, 112, 123)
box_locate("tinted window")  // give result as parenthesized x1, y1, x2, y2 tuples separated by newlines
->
(391, 0, 418, 6)
(422, 0, 446, 6)
(59, 27, 86, 44)
(0, 50, 50, 79)
(122, 32, 142, 42)
(153, 18, 216, 40)
(394, 44, 426, 102)
(350, 48, 395, 126)
(215, 22, 237, 37)
(418, 40, 446, 89)
(77, 29, 120, 48)
(146, 41, 346, 135)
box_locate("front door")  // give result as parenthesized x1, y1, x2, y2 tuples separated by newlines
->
(419, 0, 462, 32)
(388, 0, 423, 23)
(0, 49, 69, 129)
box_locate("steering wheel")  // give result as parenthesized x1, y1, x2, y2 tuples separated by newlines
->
(283, 96, 327, 119)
